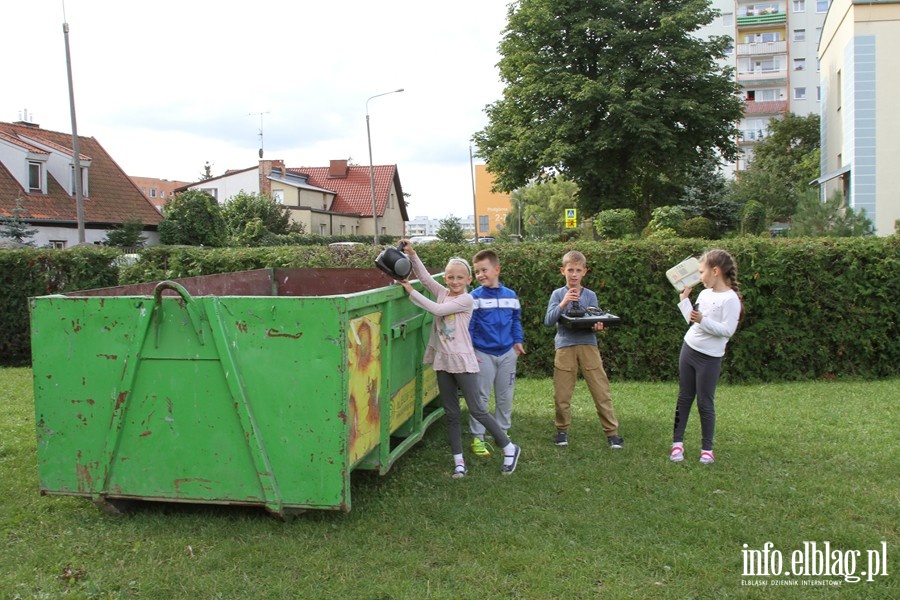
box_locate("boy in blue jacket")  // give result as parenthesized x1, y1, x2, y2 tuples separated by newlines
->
(468, 249, 525, 457)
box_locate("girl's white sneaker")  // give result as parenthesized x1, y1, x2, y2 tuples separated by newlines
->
(700, 450, 715, 464)
(670, 444, 684, 462)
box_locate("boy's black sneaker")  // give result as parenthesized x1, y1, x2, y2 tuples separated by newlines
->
(607, 435, 624, 449)
(554, 431, 569, 446)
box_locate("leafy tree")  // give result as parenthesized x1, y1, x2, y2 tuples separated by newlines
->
(473, 0, 742, 222)
(105, 217, 146, 249)
(436, 216, 467, 243)
(647, 205, 686, 234)
(158, 190, 228, 247)
(740, 199, 767, 236)
(222, 191, 298, 246)
(729, 113, 820, 221)
(508, 177, 581, 240)
(789, 190, 874, 237)
(0, 197, 37, 246)
(594, 208, 638, 239)
(676, 155, 741, 235)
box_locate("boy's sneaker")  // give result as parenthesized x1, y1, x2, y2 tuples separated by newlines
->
(607, 435, 624, 449)
(500, 444, 521, 475)
(470, 438, 492, 458)
(452, 464, 467, 479)
(554, 431, 569, 446)
(670, 443, 684, 462)
(700, 450, 715, 464)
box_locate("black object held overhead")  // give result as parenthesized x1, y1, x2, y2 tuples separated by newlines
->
(375, 242, 412, 280)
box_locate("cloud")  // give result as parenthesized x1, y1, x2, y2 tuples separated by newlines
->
(1, 0, 510, 218)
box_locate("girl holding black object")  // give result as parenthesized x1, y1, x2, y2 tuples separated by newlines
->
(671, 249, 742, 464)
(397, 240, 521, 478)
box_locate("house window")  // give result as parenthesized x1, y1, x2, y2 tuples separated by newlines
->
(794, 58, 806, 71)
(319, 223, 326, 235)
(794, 87, 807, 100)
(817, 86, 822, 101)
(793, 29, 806, 42)
(793, 0, 805, 11)
(478, 215, 489, 234)
(340, 225, 346, 234)
(722, 12, 733, 26)
(28, 161, 42, 191)
(817, 0, 828, 13)
(49, 240, 66, 249)
(273, 190, 284, 204)
(724, 42, 734, 55)
(199, 188, 217, 200)
(150, 188, 157, 198)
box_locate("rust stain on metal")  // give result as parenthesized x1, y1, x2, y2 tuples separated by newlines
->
(139, 430, 152, 437)
(97, 353, 118, 360)
(71, 320, 82, 333)
(76, 413, 88, 426)
(366, 378, 379, 424)
(235, 321, 248, 333)
(265, 328, 303, 339)
(337, 410, 347, 424)
(115, 391, 128, 411)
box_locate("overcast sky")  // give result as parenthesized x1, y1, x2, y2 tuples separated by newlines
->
(2, 1, 511, 219)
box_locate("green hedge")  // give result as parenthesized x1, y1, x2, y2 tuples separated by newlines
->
(0, 247, 120, 365)
(3, 238, 898, 382)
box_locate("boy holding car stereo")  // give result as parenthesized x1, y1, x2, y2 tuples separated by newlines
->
(544, 250, 623, 449)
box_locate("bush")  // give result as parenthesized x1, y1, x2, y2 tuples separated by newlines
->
(7, 238, 899, 383)
(594, 208, 638, 239)
(680, 216, 718, 239)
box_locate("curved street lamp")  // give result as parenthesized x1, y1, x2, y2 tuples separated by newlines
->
(366, 88, 404, 245)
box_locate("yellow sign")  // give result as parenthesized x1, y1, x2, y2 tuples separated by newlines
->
(565, 219, 577, 228)
(565, 208, 577, 228)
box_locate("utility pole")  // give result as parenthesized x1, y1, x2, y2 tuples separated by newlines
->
(62, 9, 85, 244)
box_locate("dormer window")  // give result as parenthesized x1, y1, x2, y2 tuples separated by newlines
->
(69, 164, 89, 197)
(29, 161, 43, 192)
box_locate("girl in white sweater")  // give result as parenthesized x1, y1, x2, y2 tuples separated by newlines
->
(670, 249, 742, 464)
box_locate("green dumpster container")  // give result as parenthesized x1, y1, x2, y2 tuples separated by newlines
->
(30, 268, 443, 516)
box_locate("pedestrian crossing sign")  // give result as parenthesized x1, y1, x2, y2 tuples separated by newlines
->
(565, 208, 577, 228)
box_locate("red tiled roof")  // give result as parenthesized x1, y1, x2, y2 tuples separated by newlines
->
(0, 121, 162, 226)
(288, 164, 407, 220)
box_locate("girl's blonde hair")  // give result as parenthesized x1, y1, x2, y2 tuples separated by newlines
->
(445, 256, 472, 276)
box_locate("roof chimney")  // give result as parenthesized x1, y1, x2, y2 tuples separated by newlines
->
(329, 159, 349, 178)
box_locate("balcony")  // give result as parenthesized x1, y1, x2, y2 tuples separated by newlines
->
(737, 69, 788, 85)
(737, 11, 787, 26)
(736, 41, 787, 56)
(742, 100, 789, 115)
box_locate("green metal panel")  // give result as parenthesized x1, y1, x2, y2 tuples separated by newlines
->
(30, 270, 442, 516)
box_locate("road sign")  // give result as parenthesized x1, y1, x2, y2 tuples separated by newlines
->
(565, 208, 577, 228)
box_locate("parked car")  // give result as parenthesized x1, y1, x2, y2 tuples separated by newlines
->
(409, 236, 440, 244)
(468, 236, 495, 244)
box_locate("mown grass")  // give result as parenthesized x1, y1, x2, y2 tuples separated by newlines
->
(1, 367, 897, 599)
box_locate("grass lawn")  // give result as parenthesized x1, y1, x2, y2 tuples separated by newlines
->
(1, 367, 897, 599)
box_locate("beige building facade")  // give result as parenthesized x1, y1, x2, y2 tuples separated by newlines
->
(818, 0, 900, 235)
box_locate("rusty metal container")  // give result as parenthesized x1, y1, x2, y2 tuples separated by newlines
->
(30, 268, 441, 516)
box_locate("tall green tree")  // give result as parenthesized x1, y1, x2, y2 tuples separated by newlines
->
(473, 0, 742, 222)
(508, 177, 580, 240)
(436, 216, 467, 243)
(729, 113, 820, 221)
(158, 190, 228, 247)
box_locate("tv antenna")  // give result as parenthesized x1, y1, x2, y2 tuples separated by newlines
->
(249, 111, 270, 158)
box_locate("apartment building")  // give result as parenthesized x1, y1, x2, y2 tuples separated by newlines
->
(702, 1, 830, 171)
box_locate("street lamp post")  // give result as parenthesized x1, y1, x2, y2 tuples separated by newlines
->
(366, 88, 404, 245)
